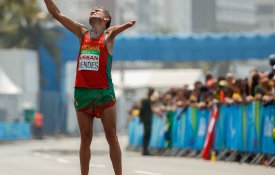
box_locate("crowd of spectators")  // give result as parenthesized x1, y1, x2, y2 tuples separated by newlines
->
(130, 59, 275, 118)
(152, 70, 274, 114)
(129, 70, 274, 121)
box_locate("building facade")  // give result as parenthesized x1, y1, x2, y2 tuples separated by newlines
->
(255, 0, 275, 32)
(40, 0, 275, 34)
(215, 0, 256, 32)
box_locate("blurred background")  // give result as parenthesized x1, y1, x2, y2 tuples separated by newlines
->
(0, 0, 275, 138)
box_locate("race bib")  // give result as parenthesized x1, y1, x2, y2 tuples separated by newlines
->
(78, 50, 100, 71)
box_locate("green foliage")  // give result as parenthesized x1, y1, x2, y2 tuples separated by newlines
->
(0, 0, 61, 64)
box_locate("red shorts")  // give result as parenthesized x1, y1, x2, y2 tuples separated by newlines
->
(77, 100, 115, 118)
(74, 87, 116, 118)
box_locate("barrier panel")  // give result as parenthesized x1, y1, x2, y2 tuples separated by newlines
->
(172, 108, 188, 148)
(225, 105, 245, 151)
(128, 116, 143, 147)
(0, 122, 32, 140)
(171, 108, 183, 148)
(261, 102, 275, 154)
(165, 110, 175, 148)
(194, 109, 210, 150)
(128, 101, 275, 155)
(149, 113, 166, 149)
(245, 102, 261, 153)
(214, 105, 227, 151)
(184, 107, 198, 149)
(201, 105, 219, 159)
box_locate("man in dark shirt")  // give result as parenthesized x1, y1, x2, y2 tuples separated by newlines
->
(140, 88, 155, 155)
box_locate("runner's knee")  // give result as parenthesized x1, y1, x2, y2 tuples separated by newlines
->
(105, 130, 118, 145)
(80, 133, 92, 146)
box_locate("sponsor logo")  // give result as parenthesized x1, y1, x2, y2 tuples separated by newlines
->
(79, 52, 100, 71)
(81, 45, 100, 51)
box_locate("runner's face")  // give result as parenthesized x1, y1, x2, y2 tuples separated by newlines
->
(89, 8, 109, 26)
(89, 8, 104, 21)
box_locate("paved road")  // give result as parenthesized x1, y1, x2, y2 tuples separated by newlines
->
(0, 134, 274, 175)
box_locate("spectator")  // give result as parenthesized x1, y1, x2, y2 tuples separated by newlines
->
(140, 87, 155, 155)
(33, 112, 44, 140)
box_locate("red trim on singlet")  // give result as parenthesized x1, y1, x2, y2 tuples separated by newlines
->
(75, 31, 110, 88)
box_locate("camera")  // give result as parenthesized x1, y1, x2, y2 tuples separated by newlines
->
(269, 54, 275, 69)
(268, 54, 275, 79)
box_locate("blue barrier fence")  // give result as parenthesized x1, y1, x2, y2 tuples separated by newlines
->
(128, 102, 275, 155)
(0, 122, 32, 140)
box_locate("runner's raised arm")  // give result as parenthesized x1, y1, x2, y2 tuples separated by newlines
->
(105, 20, 136, 54)
(44, 0, 88, 39)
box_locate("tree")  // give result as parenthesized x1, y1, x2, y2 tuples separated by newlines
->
(0, 0, 61, 70)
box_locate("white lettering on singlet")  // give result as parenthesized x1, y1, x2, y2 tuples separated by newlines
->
(78, 54, 99, 71)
